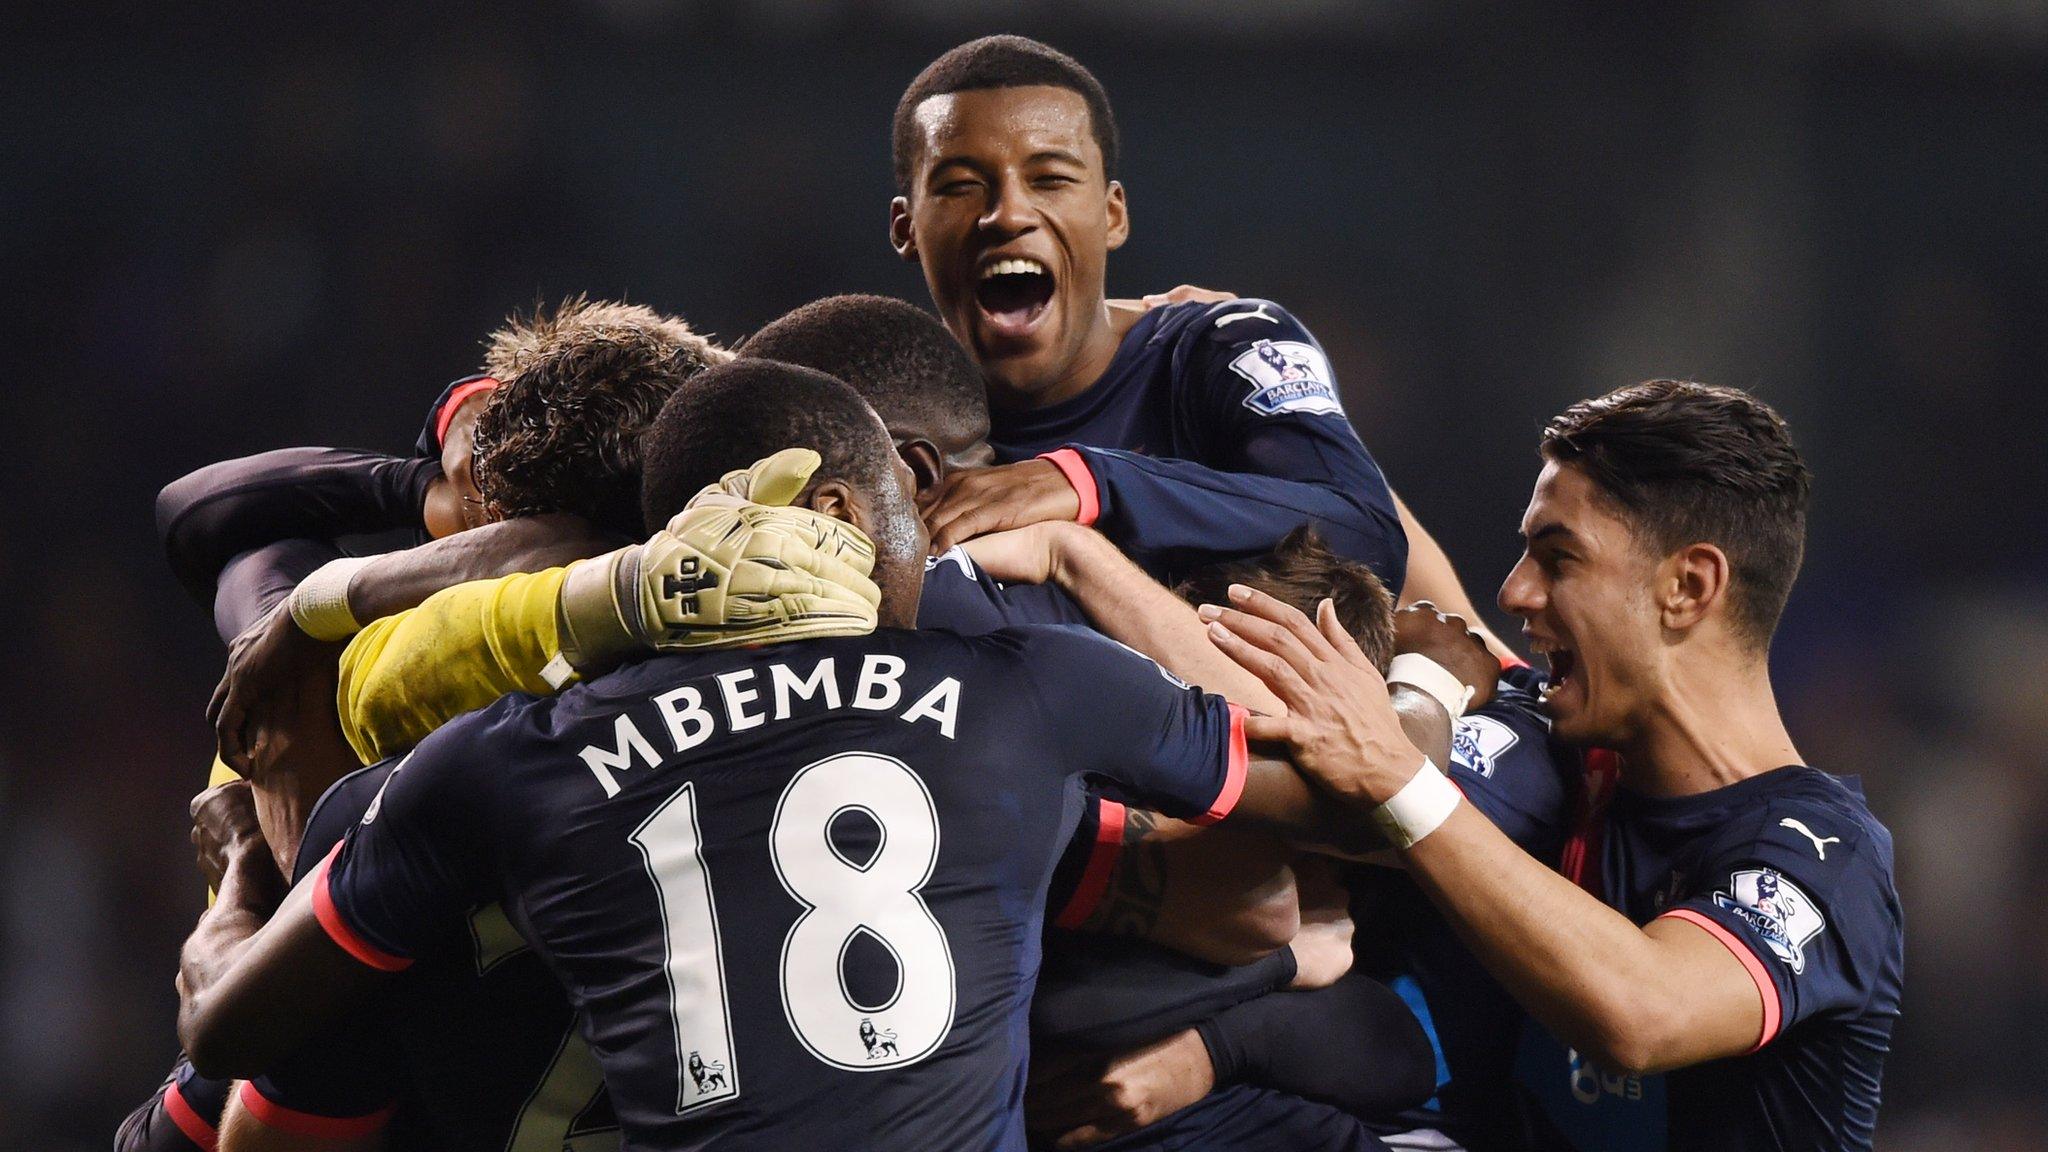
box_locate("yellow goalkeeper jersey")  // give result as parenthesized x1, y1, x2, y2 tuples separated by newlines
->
(337, 566, 572, 763)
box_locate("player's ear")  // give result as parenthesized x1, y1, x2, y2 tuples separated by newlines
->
(896, 439, 945, 499)
(890, 196, 918, 262)
(1660, 542, 1730, 635)
(1104, 181, 1130, 252)
(802, 478, 874, 535)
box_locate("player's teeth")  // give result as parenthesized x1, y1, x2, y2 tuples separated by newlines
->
(980, 258, 1048, 279)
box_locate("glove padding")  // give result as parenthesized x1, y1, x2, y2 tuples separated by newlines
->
(557, 449, 881, 673)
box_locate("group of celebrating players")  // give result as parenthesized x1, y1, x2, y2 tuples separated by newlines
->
(120, 33, 1903, 1152)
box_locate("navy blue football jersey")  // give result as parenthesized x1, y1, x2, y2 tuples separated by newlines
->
(989, 299, 1405, 590)
(1352, 668, 1581, 1150)
(1513, 766, 1903, 1152)
(316, 627, 1249, 1151)
(915, 547, 1090, 634)
(243, 761, 619, 1150)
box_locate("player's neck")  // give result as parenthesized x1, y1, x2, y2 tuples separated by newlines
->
(1619, 654, 1802, 799)
(986, 298, 1135, 412)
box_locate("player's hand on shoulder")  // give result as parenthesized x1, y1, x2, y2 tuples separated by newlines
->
(209, 603, 346, 778)
(921, 458, 1082, 554)
(1027, 1030, 1217, 1150)
(1394, 601, 1498, 711)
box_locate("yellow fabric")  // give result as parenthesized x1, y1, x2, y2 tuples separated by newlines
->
(337, 566, 570, 764)
(207, 755, 241, 788)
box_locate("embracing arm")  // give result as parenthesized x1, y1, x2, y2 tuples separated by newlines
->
(1400, 809, 1762, 1073)
(1208, 585, 1766, 1075)
(158, 449, 440, 606)
(176, 795, 386, 1082)
(319, 513, 623, 628)
(966, 522, 1283, 713)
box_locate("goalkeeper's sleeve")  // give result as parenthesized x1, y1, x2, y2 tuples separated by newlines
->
(337, 566, 568, 763)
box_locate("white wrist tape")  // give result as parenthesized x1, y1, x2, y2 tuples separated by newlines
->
(1369, 758, 1461, 849)
(287, 557, 376, 641)
(1387, 653, 1475, 718)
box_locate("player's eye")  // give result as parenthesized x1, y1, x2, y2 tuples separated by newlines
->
(935, 178, 982, 197)
(1031, 174, 1078, 190)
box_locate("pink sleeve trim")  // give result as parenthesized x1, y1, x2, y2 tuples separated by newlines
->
(1659, 907, 1783, 1051)
(163, 1080, 219, 1151)
(1053, 800, 1127, 929)
(1038, 448, 1101, 527)
(237, 1081, 395, 1139)
(433, 377, 499, 447)
(1192, 703, 1251, 826)
(311, 844, 414, 973)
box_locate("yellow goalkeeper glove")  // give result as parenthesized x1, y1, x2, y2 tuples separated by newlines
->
(555, 449, 880, 673)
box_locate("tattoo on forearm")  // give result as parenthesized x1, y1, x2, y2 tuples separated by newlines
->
(1088, 808, 1170, 940)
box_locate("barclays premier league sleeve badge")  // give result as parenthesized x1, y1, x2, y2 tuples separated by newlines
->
(1228, 340, 1343, 417)
(1713, 869, 1825, 974)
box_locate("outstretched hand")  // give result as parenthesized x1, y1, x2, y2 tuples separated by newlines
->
(1198, 584, 1428, 810)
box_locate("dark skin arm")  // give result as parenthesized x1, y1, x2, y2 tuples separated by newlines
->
(212, 513, 624, 774)
(208, 513, 625, 872)
(176, 783, 388, 1079)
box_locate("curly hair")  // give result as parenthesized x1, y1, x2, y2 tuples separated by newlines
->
(470, 297, 730, 536)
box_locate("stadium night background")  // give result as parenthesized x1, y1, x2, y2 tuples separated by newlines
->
(5, 3, 2045, 1148)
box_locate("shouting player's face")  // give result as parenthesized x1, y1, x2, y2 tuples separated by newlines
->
(1498, 462, 1664, 746)
(892, 85, 1129, 407)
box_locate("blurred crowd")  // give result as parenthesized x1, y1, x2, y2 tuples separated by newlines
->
(5, 3, 2043, 1147)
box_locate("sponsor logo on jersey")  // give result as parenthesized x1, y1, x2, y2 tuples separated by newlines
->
(1712, 868, 1825, 974)
(1228, 340, 1343, 417)
(1450, 715, 1520, 778)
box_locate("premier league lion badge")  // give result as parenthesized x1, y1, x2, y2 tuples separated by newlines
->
(1229, 340, 1343, 417)
(1712, 868, 1825, 974)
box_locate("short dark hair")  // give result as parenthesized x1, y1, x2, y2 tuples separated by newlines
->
(1174, 527, 1398, 673)
(639, 359, 899, 533)
(471, 297, 725, 536)
(893, 35, 1119, 193)
(1541, 380, 1811, 646)
(738, 295, 988, 449)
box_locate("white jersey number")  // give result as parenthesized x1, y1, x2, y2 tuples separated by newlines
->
(632, 752, 955, 1114)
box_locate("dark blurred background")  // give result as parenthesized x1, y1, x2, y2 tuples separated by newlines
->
(6, 2, 2045, 1147)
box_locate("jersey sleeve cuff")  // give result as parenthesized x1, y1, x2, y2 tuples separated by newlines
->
(1659, 907, 1782, 1051)
(163, 1079, 220, 1151)
(237, 1081, 395, 1139)
(1191, 703, 1251, 826)
(1052, 800, 1127, 929)
(433, 376, 498, 447)
(311, 843, 415, 973)
(1038, 447, 1101, 527)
